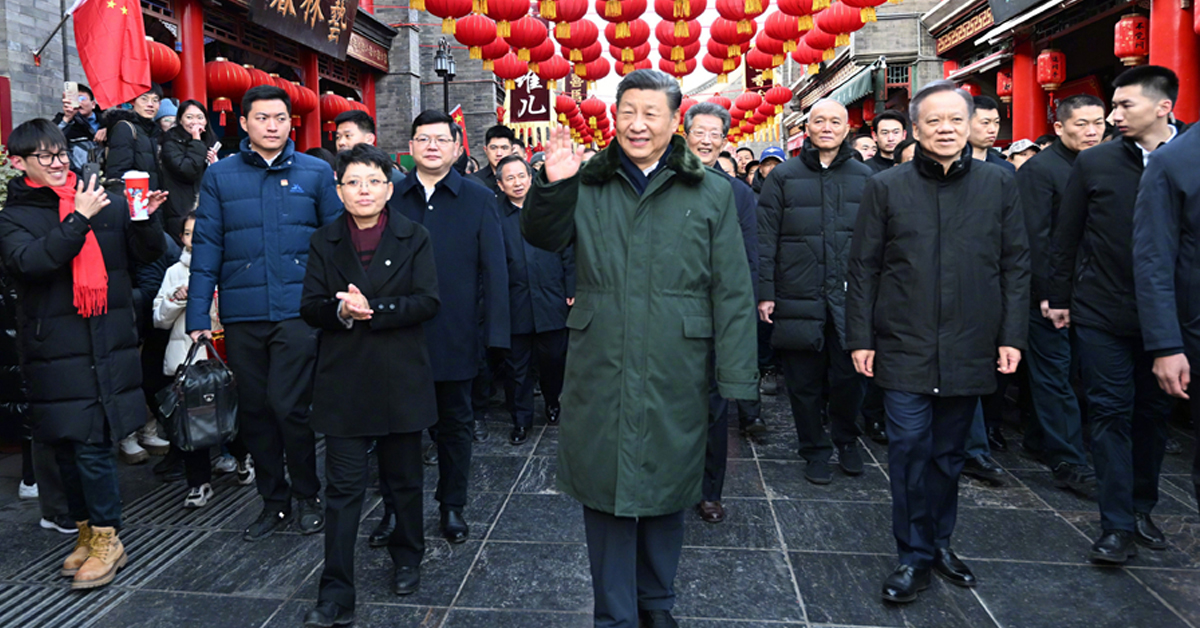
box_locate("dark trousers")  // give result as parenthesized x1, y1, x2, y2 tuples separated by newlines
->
(319, 431, 424, 609)
(506, 329, 567, 429)
(1188, 344, 1200, 516)
(757, 319, 775, 371)
(433, 379, 474, 511)
(860, 382, 885, 426)
(1075, 325, 1172, 532)
(223, 319, 320, 512)
(32, 440, 68, 520)
(777, 324, 865, 462)
(884, 391, 976, 568)
(1026, 312, 1089, 467)
(582, 507, 685, 628)
(54, 434, 122, 528)
(182, 436, 250, 488)
(703, 371, 731, 502)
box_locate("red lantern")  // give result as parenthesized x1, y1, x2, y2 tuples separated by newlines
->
(707, 39, 737, 60)
(702, 54, 736, 83)
(575, 57, 611, 88)
(658, 57, 697, 78)
(290, 81, 318, 130)
(506, 16, 548, 61)
(745, 48, 776, 81)
(426, 0, 474, 34)
(755, 33, 787, 67)
(861, 99, 875, 124)
(610, 42, 651, 63)
(527, 39, 558, 73)
(791, 41, 826, 73)
(654, 0, 706, 39)
(1036, 49, 1065, 92)
(542, 0, 588, 38)
(269, 73, 304, 135)
(596, 0, 648, 39)
(740, 120, 756, 134)
(815, 1, 864, 48)
(776, 0, 821, 31)
(242, 64, 273, 88)
(803, 25, 838, 55)
(716, 0, 767, 34)
(455, 14, 497, 59)
(958, 81, 981, 97)
(573, 41, 604, 64)
(581, 96, 607, 128)
(765, 84, 792, 113)
(847, 105, 863, 129)
(711, 17, 756, 56)
(205, 58, 252, 126)
(735, 91, 763, 113)
(1114, 14, 1149, 66)
(497, 105, 506, 123)
(840, 0, 887, 24)
(659, 42, 701, 64)
(656, 19, 702, 61)
(707, 95, 732, 110)
(493, 52, 529, 89)
(485, 0, 530, 37)
(320, 92, 351, 136)
(479, 40, 511, 71)
(764, 12, 808, 52)
(145, 37, 181, 84)
(680, 97, 697, 116)
(536, 54, 573, 85)
(996, 69, 1013, 104)
(605, 19, 651, 61)
(556, 18, 599, 60)
(617, 59, 653, 75)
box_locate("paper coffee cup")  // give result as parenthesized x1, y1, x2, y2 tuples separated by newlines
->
(123, 171, 150, 221)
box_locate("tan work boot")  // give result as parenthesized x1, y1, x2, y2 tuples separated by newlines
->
(71, 526, 127, 590)
(60, 521, 92, 577)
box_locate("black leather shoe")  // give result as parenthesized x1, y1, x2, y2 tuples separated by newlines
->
(1089, 530, 1138, 564)
(1052, 463, 1096, 499)
(393, 565, 421, 596)
(303, 600, 354, 627)
(738, 416, 768, 436)
(961, 454, 1007, 486)
(933, 548, 976, 588)
(546, 405, 561, 426)
(804, 458, 833, 485)
(422, 443, 438, 466)
(866, 419, 888, 444)
(987, 426, 1008, 452)
(837, 442, 864, 476)
(473, 419, 489, 442)
(440, 509, 469, 544)
(509, 426, 529, 445)
(1134, 512, 1168, 550)
(639, 609, 679, 627)
(697, 500, 725, 523)
(369, 508, 395, 548)
(296, 497, 325, 535)
(881, 564, 931, 603)
(244, 507, 291, 542)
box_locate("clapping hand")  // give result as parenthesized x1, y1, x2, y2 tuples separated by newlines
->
(337, 283, 374, 321)
(74, 174, 110, 219)
(544, 126, 584, 183)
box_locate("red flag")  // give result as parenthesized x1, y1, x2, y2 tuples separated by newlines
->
(71, 0, 151, 109)
(450, 104, 470, 157)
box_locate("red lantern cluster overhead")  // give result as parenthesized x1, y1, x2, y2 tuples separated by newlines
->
(456, 14, 497, 59)
(556, 18, 599, 60)
(711, 16, 757, 55)
(765, 84, 792, 113)
(716, 0, 767, 34)
(506, 16, 548, 61)
(1114, 14, 1149, 66)
(427, 0, 473, 34)
(841, 0, 887, 24)
(764, 12, 810, 52)
(1036, 48, 1066, 92)
(205, 57, 251, 125)
(320, 91, 351, 135)
(597, 0, 647, 38)
(492, 51, 529, 89)
(815, 2, 864, 48)
(479, 40, 511, 71)
(776, 0, 824, 31)
(485, 0, 530, 37)
(535, 54, 573, 84)
(146, 37, 181, 84)
(605, 18, 651, 61)
(540, 0, 589, 38)
(654, 0, 706, 38)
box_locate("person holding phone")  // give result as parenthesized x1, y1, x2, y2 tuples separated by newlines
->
(159, 100, 220, 243)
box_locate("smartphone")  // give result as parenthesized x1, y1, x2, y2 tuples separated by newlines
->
(81, 162, 101, 189)
(64, 81, 79, 105)
(212, 141, 222, 153)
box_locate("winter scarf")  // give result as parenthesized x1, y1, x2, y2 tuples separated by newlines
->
(26, 171, 108, 316)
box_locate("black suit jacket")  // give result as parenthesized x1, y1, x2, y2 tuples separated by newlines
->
(300, 209, 440, 437)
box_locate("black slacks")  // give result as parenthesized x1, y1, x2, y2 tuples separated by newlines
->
(582, 507, 685, 628)
(434, 379, 474, 511)
(222, 319, 320, 512)
(505, 329, 567, 429)
(318, 431, 424, 609)
(777, 322, 865, 462)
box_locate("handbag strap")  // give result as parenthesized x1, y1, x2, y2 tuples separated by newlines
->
(174, 336, 233, 386)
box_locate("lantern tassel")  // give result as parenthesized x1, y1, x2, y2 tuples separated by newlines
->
(813, 0, 829, 9)
(724, 59, 736, 72)
(675, 20, 688, 37)
(570, 48, 582, 61)
(479, 0, 487, 12)
(519, 48, 530, 61)
(674, 0, 687, 17)
(472, 0, 481, 12)
(529, 61, 540, 72)
(799, 15, 813, 30)
(773, 54, 784, 65)
(506, 79, 515, 90)
(411, 0, 424, 9)
(783, 40, 796, 53)
(737, 19, 750, 35)
(730, 44, 741, 56)
(718, 72, 728, 83)
(442, 17, 456, 34)
(835, 33, 849, 47)
(484, 59, 494, 71)
(556, 21, 571, 38)
(622, 48, 633, 62)
(672, 46, 684, 61)
(220, 111, 226, 125)
(822, 48, 834, 61)
(605, 0, 620, 17)
(744, 0, 761, 13)
(540, 0, 556, 19)
(588, 80, 595, 89)
(675, 60, 685, 72)
(807, 63, 819, 74)
(617, 21, 630, 38)
(575, 64, 586, 76)
(861, 7, 876, 22)
(497, 20, 510, 37)
(470, 46, 482, 59)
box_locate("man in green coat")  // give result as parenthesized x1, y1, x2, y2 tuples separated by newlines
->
(522, 69, 758, 628)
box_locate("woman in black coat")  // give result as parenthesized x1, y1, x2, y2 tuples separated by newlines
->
(158, 100, 219, 242)
(0, 119, 165, 589)
(103, 85, 163, 191)
(298, 145, 440, 626)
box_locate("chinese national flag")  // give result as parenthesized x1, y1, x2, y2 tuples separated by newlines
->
(69, 0, 151, 109)
(450, 105, 470, 157)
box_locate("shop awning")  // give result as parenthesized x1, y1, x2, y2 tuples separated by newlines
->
(826, 66, 875, 107)
(946, 49, 1013, 81)
(974, 0, 1083, 46)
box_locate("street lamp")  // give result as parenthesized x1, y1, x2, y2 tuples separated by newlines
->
(434, 38, 457, 113)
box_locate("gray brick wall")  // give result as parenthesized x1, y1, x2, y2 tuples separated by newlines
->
(2, 0, 87, 130)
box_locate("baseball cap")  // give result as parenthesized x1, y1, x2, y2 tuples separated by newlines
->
(759, 146, 787, 164)
(1006, 138, 1039, 157)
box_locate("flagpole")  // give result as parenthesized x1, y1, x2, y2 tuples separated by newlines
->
(33, 11, 73, 67)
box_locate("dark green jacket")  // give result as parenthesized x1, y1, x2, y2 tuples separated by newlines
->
(522, 135, 758, 517)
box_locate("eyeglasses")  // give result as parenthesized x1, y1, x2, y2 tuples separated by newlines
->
(339, 178, 387, 189)
(688, 130, 725, 142)
(414, 136, 455, 147)
(27, 152, 70, 167)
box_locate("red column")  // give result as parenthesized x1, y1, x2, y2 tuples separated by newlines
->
(175, 0, 206, 104)
(1150, 0, 1200, 123)
(362, 74, 377, 127)
(360, 0, 374, 11)
(299, 48, 322, 152)
(1011, 39, 1048, 140)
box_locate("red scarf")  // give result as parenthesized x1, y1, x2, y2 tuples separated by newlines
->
(26, 172, 109, 317)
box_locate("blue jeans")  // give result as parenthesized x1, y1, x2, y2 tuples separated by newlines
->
(1026, 311, 1089, 467)
(54, 436, 122, 528)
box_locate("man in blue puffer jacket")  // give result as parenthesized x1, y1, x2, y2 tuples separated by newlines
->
(186, 85, 342, 541)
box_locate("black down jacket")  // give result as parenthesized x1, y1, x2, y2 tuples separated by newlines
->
(758, 139, 872, 351)
(158, 124, 217, 242)
(845, 145, 1030, 397)
(0, 177, 165, 444)
(0, 266, 29, 441)
(103, 109, 160, 191)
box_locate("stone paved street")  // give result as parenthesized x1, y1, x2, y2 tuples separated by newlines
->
(0, 393, 1196, 628)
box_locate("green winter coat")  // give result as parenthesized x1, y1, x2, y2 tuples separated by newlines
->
(522, 135, 759, 517)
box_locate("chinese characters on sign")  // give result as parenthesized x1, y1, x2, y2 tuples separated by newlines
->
(511, 72, 550, 123)
(251, 0, 359, 59)
(565, 74, 588, 103)
(745, 66, 770, 94)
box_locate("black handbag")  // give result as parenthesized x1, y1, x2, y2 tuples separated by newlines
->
(156, 337, 238, 452)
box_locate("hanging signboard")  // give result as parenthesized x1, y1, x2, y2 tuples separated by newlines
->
(510, 72, 551, 123)
(564, 73, 589, 102)
(987, 0, 1042, 25)
(745, 66, 771, 94)
(249, 0, 359, 60)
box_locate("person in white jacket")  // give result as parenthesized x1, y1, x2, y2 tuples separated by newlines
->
(153, 212, 253, 508)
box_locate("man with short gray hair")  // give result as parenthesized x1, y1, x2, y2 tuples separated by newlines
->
(524, 69, 758, 628)
(847, 80, 1029, 603)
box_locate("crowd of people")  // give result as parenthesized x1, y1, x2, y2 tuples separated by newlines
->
(0, 64, 1198, 628)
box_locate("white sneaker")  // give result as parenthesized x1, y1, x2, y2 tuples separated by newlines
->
(39, 515, 77, 534)
(213, 454, 237, 474)
(18, 481, 38, 500)
(237, 456, 255, 486)
(138, 419, 171, 455)
(119, 435, 149, 464)
(184, 483, 214, 508)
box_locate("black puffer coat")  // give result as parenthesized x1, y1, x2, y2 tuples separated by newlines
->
(158, 124, 217, 241)
(758, 139, 872, 351)
(103, 109, 159, 191)
(0, 177, 165, 444)
(846, 145, 1030, 397)
(0, 266, 29, 441)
